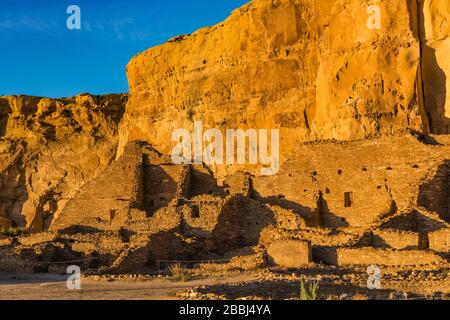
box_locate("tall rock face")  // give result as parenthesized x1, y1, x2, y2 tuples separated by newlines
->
(421, 0, 450, 133)
(314, 0, 424, 139)
(118, 0, 436, 174)
(0, 94, 127, 231)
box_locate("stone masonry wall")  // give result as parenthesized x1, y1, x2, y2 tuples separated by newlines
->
(253, 135, 450, 229)
(50, 141, 145, 230)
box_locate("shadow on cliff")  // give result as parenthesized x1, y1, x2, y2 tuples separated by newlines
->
(0, 98, 11, 137)
(407, 1, 449, 134)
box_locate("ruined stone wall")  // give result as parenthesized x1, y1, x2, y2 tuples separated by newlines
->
(3, 136, 450, 272)
(0, 244, 36, 273)
(143, 161, 186, 216)
(418, 161, 450, 222)
(180, 196, 223, 239)
(269, 205, 308, 230)
(50, 141, 144, 230)
(223, 173, 252, 197)
(315, 247, 445, 267)
(110, 246, 149, 273)
(372, 230, 420, 250)
(267, 239, 312, 268)
(253, 135, 450, 229)
(0, 236, 66, 273)
(211, 196, 275, 253)
(175, 165, 193, 200)
(429, 228, 450, 252)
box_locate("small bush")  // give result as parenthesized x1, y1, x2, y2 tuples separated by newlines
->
(0, 227, 27, 237)
(299, 278, 320, 300)
(168, 263, 190, 282)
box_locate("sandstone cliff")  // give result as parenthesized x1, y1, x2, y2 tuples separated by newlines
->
(0, 94, 127, 231)
(118, 0, 450, 176)
(421, 0, 450, 133)
(1, 0, 450, 275)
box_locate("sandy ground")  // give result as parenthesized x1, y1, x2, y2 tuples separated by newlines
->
(0, 272, 258, 300)
(1, 266, 449, 300)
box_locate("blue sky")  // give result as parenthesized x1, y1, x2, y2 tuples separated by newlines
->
(0, 0, 249, 98)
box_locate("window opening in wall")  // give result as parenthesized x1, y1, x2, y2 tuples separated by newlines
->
(110, 209, 117, 221)
(191, 205, 200, 218)
(344, 192, 353, 208)
(419, 233, 430, 250)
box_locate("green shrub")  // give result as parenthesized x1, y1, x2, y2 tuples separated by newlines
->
(299, 278, 320, 300)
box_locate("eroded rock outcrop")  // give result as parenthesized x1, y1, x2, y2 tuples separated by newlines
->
(0, 94, 127, 231)
(117, 0, 450, 176)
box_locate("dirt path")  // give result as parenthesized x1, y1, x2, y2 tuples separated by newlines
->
(0, 272, 258, 300)
(2, 267, 449, 300)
